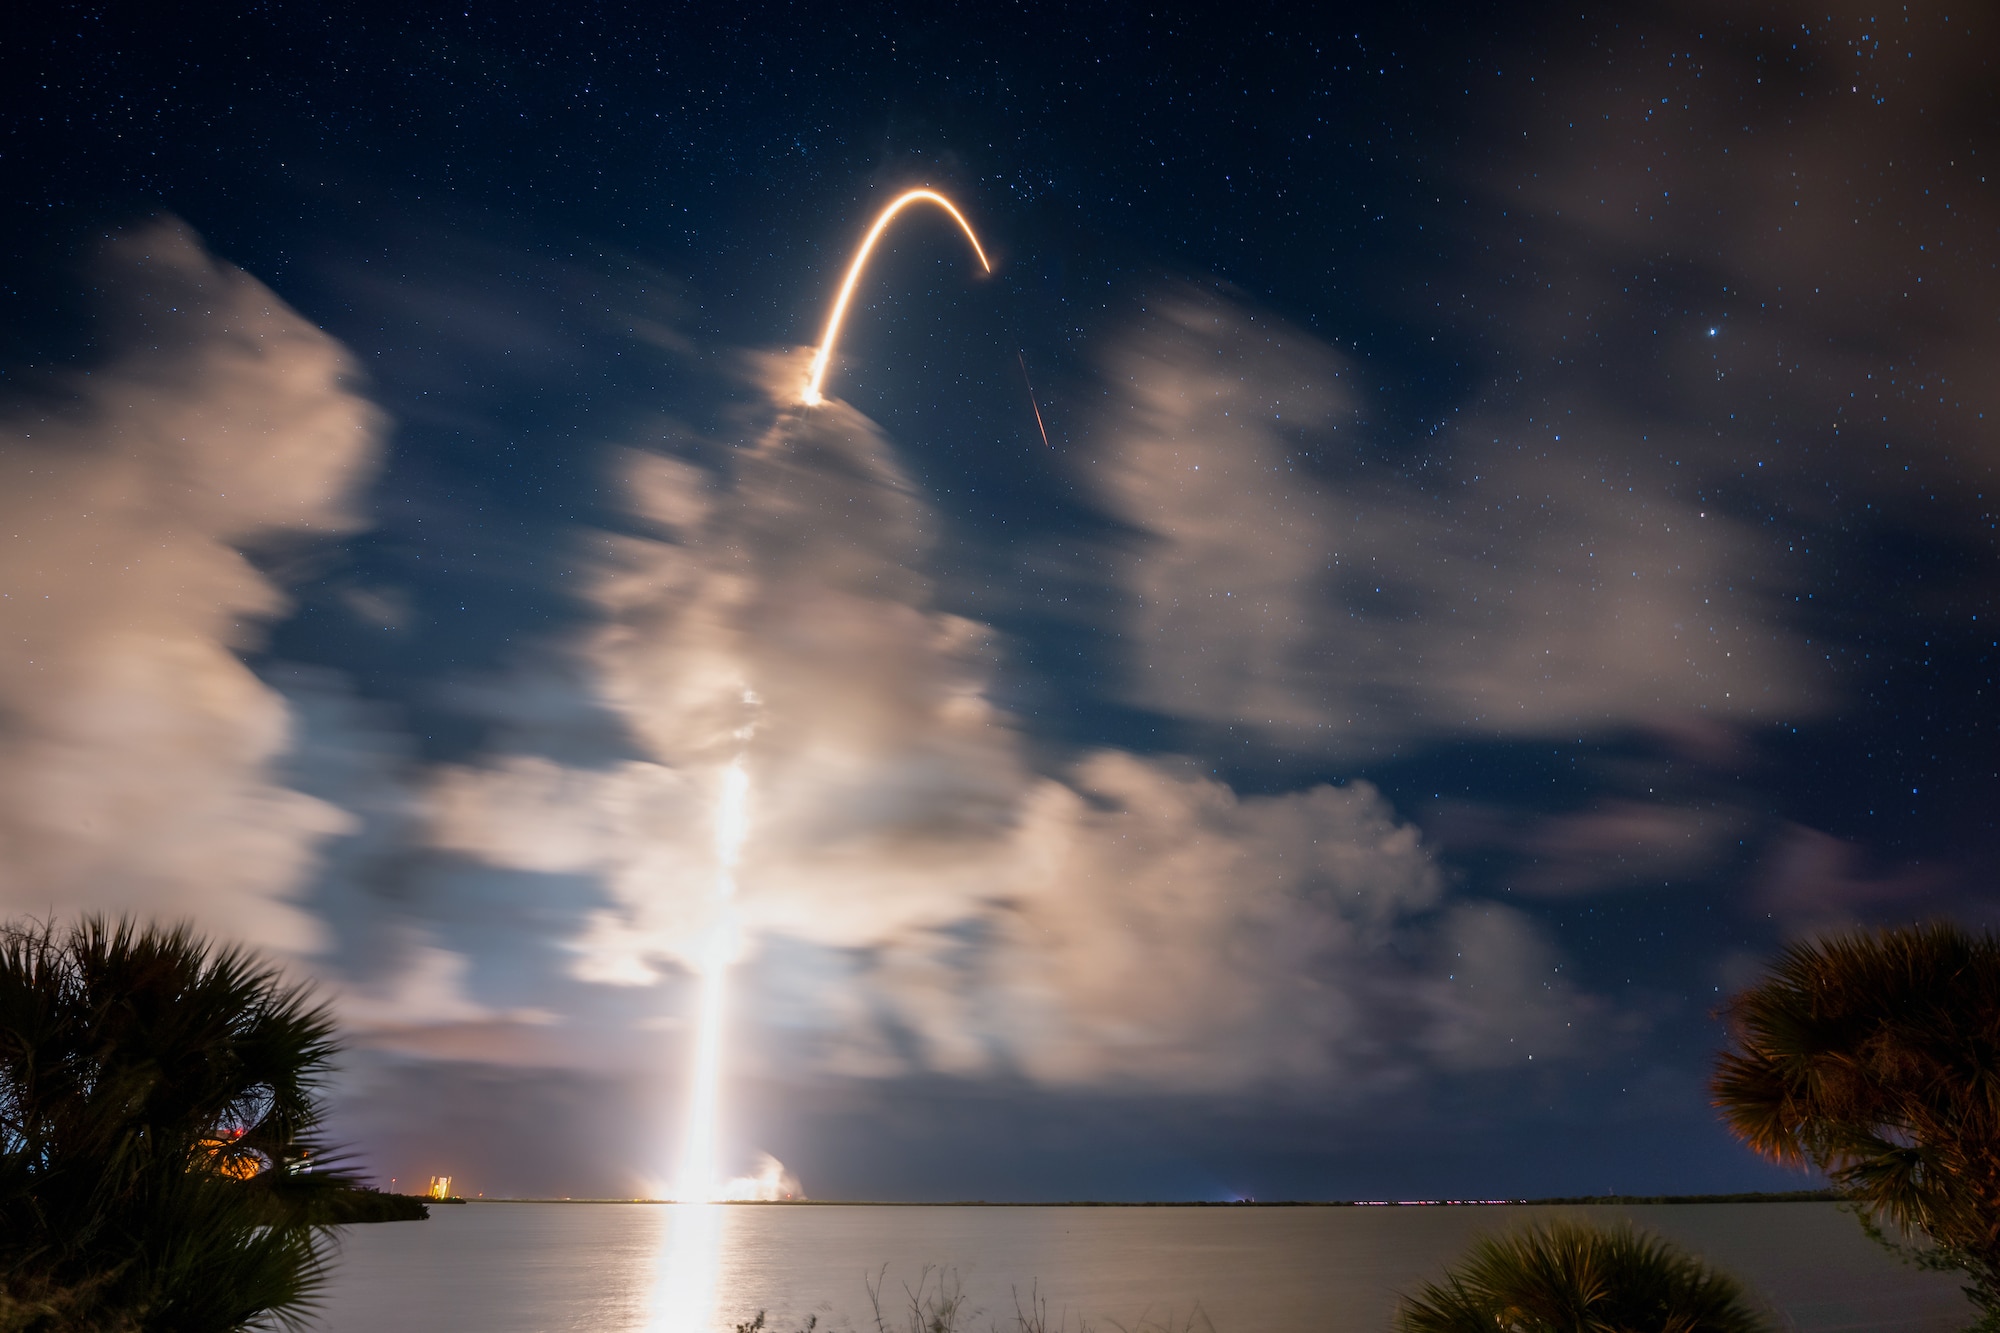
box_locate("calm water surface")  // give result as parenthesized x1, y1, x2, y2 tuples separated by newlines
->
(317, 1201, 1968, 1333)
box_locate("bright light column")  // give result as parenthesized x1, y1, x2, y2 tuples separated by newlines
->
(673, 755, 752, 1203)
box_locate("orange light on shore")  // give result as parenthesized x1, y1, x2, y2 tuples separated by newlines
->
(197, 1136, 265, 1180)
(802, 188, 991, 406)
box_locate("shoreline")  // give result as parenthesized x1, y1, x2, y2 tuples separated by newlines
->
(458, 1191, 1838, 1208)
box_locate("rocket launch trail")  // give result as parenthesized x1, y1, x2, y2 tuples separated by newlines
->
(669, 193, 995, 1216)
(802, 188, 991, 406)
(669, 190, 1010, 1216)
(674, 754, 751, 1204)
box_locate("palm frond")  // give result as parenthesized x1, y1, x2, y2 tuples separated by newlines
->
(1713, 922, 2000, 1313)
(0, 915, 360, 1332)
(1395, 1219, 1772, 1333)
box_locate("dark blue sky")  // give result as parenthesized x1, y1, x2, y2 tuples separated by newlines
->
(2, 0, 1995, 1200)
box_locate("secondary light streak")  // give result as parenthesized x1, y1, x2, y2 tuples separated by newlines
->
(801, 188, 991, 406)
(1017, 351, 1052, 449)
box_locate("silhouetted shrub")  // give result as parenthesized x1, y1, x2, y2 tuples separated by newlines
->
(1394, 1218, 1770, 1333)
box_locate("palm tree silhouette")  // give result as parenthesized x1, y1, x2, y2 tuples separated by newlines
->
(1713, 921, 2000, 1323)
(0, 917, 358, 1331)
(1395, 1219, 1770, 1333)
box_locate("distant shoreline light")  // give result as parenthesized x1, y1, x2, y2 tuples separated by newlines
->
(453, 1190, 1839, 1208)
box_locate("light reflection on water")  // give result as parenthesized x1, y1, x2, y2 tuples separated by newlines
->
(646, 1205, 724, 1333)
(317, 1202, 1970, 1333)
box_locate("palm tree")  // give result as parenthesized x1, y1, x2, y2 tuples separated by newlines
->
(0, 917, 357, 1331)
(1712, 921, 2000, 1323)
(1394, 1218, 1771, 1333)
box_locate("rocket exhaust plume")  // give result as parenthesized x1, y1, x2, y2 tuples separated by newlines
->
(658, 192, 1003, 1314)
(673, 751, 752, 1204)
(802, 188, 992, 406)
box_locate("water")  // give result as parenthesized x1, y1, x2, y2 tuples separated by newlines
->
(315, 1201, 1970, 1333)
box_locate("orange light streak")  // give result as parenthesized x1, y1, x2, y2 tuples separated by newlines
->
(1017, 351, 1051, 448)
(802, 189, 991, 406)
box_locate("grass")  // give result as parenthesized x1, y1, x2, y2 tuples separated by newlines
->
(731, 1266, 1214, 1333)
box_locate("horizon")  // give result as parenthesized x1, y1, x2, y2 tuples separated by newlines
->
(422, 1191, 1840, 1207)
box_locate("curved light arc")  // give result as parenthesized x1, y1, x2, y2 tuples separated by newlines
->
(802, 188, 991, 405)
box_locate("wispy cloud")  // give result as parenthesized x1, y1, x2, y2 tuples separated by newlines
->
(1083, 290, 1822, 756)
(1431, 798, 1748, 898)
(1486, 0, 1999, 521)
(0, 221, 381, 950)
(1755, 823, 1963, 941)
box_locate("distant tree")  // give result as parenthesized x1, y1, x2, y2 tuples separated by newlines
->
(1712, 921, 2000, 1326)
(0, 917, 357, 1332)
(1393, 1218, 1770, 1333)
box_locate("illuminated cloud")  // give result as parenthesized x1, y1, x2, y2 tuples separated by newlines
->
(784, 751, 1554, 1090)
(0, 221, 381, 951)
(428, 384, 1032, 983)
(0, 225, 1596, 1112)
(335, 938, 565, 1064)
(425, 350, 1589, 1089)
(1083, 291, 1823, 754)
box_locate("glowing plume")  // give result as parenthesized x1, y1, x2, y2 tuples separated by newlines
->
(672, 756, 751, 1203)
(802, 188, 992, 406)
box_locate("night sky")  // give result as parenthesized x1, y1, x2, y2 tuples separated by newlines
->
(3, 0, 1995, 1201)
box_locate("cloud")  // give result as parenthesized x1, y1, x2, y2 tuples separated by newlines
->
(335, 939, 566, 1062)
(1082, 291, 1823, 755)
(1418, 903, 1590, 1069)
(423, 350, 1590, 1090)
(336, 582, 413, 631)
(1753, 823, 1960, 940)
(0, 221, 382, 951)
(790, 750, 1581, 1090)
(0, 224, 1596, 1114)
(429, 366, 1034, 983)
(1431, 798, 1747, 898)
(1487, 0, 1999, 511)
